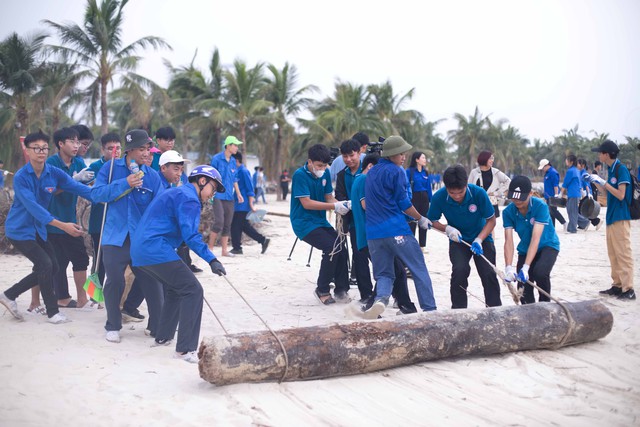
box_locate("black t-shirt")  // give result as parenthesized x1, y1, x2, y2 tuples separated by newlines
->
(478, 169, 493, 191)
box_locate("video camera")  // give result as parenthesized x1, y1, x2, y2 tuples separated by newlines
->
(329, 147, 340, 165)
(367, 136, 385, 154)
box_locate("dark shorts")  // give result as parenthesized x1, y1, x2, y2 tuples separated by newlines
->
(48, 233, 90, 271)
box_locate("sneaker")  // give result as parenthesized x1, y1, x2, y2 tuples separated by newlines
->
(47, 312, 71, 324)
(396, 303, 418, 315)
(152, 338, 173, 347)
(562, 223, 568, 232)
(617, 289, 636, 301)
(363, 300, 387, 320)
(229, 248, 243, 255)
(599, 286, 622, 296)
(581, 224, 590, 232)
(0, 292, 24, 321)
(105, 331, 121, 343)
(392, 299, 399, 309)
(189, 264, 203, 273)
(121, 308, 145, 323)
(175, 351, 198, 364)
(334, 291, 352, 304)
(595, 219, 603, 231)
(261, 238, 270, 254)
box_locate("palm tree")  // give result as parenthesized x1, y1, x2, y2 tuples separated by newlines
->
(367, 80, 422, 136)
(448, 106, 490, 170)
(32, 62, 86, 130)
(0, 31, 47, 170)
(266, 62, 317, 199)
(44, 0, 170, 134)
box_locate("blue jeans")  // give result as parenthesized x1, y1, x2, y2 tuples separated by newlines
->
(368, 235, 436, 311)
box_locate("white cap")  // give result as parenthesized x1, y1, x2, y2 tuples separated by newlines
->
(537, 159, 550, 170)
(159, 150, 191, 166)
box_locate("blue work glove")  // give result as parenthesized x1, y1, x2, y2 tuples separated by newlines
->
(516, 264, 530, 283)
(503, 265, 517, 284)
(209, 259, 226, 276)
(470, 238, 483, 255)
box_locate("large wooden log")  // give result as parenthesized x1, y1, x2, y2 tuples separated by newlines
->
(198, 300, 612, 386)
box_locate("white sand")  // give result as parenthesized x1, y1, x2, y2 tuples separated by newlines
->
(1, 193, 639, 426)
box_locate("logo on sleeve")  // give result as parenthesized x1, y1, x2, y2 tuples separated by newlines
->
(610, 177, 617, 184)
(469, 204, 477, 213)
(45, 187, 56, 193)
(530, 218, 535, 225)
(322, 179, 326, 186)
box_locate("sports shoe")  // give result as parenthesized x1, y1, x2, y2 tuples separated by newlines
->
(189, 264, 203, 273)
(334, 291, 352, 304)
(581, 224, 590, 232)
(229, 248, 243, 255)
(363, 300, 387, 320)
(47, 312, 71, 324)
(175, 351, 198, 364)
(396, 303, 418, 315)
(0, 292, 24, 321)
(562, 223, 568, 232)
(152, 338, 173, 347)
(121, 308, 145, 323)
(617, 289, 636, 301)
(594, 219, 603, 231)
(105, 331, 121, 343)
(599, 286, 622, 296)
(261, 238, 270, 254)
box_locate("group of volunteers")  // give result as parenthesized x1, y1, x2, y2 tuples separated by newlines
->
(289, 133, 636, 319)
(0, 126, 268, 363)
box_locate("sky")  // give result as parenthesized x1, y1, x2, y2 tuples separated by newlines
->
(2, 0, 639, 144)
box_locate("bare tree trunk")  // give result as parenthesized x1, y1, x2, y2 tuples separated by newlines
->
(100, 77, 108, 135)
(199, 300, 613, 386)
(274, 124, 283, 201)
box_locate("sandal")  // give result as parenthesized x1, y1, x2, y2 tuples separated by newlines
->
(27, 305, 47, 316)
(314, 289, 335, 305)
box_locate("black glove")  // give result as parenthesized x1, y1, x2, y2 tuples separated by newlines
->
(209, 259, 226, 276)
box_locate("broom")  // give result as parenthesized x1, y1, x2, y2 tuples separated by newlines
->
(83, 146, 119, 302)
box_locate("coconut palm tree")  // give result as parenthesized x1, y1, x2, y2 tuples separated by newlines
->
(448, 106, 490, 170)
(32, 62, 86, 131)
(44, 0, 170, 134)
(367, 80, 422, 136)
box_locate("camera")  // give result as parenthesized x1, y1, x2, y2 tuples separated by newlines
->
(329, 147, 340, 165)
(367, 136, 385, 154)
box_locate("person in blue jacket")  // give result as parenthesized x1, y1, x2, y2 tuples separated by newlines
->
(538, 159, 567, 229)
(561, 154, 589, 233)
(406, 151, 433, 251)
(502, 176, 560, 304)
(229, 151, 269, 255)
(131, 165, 227, 363)
(427, 164, 502, 309)
(0, 130, 93, 324)
(91, 129, 165, 343)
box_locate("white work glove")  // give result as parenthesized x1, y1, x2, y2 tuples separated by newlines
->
(580, 188, 587, 199)
(588, 174, 606, 186)
(2, 170, 8, 176)
(334, 201, 351, 215)
(503, 265, 517, 283)
(445, 225, 462, 243)
(418, 216, 432, 230)
(73, 167, 95, 183)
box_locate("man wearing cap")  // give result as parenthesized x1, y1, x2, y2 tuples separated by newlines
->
(150, 126, 177, 171)
(209, 136, 244, 256)
(427, 164, 501, 309)
(538, 159, 567, 229)
(363, 136, 436, 318)
(585, 140, 635, 300)
(502, 176, 560, 304)
(91, 129, 166, 343)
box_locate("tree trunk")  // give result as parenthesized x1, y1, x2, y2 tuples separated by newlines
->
(100, 77, 108, 135)
(198, 300, 612, 386)
(274, 124, 283, 201)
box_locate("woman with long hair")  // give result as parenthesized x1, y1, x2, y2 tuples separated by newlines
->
(406, 151, 432, 250)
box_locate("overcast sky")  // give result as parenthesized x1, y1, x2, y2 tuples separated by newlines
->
(2, 0, 639, 144)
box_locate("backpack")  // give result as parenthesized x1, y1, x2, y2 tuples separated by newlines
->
(615, 163, 640, 220)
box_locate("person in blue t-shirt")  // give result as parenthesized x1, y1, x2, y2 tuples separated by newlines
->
(0, 130, 94, 325)
(406, 151, 433, 250)
(290, 144, 352, 305)
(364, 136, 436, 318)
(131, 165, 226, 363)
(427, 164, 502, 309)
(577, 158, 602, 230)
(502, 176, 560, 304)
(229, 151, 269, 255)
(538, 159, 567, 229)
(209, 136, 243, 256)
(585, 140, 635, 300)
(150, 126, 176, 171)
(561, 155, 589, 233)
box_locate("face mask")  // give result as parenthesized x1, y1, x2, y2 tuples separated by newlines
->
(312, 165, 325, 178)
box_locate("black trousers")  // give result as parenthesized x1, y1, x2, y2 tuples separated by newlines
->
(516, 247, 559, 304)
(91, 232, 106, 286)
(302, 227, 349, 295)
(48, 233, 89, 300)
(349, 231, 373, 299)
(231, 211, 266, 251)
(545, 199, 566, 226)
(409, 191, 429, 247)
(6, 236, 59, 318)
(177, 242, 192, 266)
(281, 183, 289, 200)
(449, 240, 502, 309)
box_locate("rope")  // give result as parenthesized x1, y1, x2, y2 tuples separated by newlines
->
(203, 296, 228, 334)
(328, 213, 348, 261)
(221, 275, 290, 383)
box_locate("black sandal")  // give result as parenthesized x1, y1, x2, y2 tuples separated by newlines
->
(314, 289, 335, 305)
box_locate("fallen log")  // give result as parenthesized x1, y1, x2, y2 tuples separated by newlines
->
(198, 300, 613, 386)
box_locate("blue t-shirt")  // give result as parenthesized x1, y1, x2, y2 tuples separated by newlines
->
(543, 166, 560, 199)
(606, 160, 632, 225)
(427, 184, 495, 243)
(364, 158, 413, 240)
(406, 167, 433, 199)
(502, 197, 560, 255)
(131, 184, 215, 267)
(562, 166, 582, 198)
(290, 164, 333, 239)
(234, 165, 255, 212)
(45, 153, 88, 234)
(6, 162, 93, 241)
(350, 174, 367, 250)
(210, 151, 237, 201)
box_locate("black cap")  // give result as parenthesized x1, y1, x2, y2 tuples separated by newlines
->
(124, 129, 152, 151)
(507, 175, 532, 201)
(591, 140, 619, 155)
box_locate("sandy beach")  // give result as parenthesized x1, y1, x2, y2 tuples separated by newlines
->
(1, 192, 639, 426)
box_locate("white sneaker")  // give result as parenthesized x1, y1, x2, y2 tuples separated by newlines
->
(363, 300, 386, 320)
(47, 312, 71, 324)
(0, 292, 24, 321)
(105, 331, 121, 343)
(595, 220, 603, 231)
(175, 351, 198, 364)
